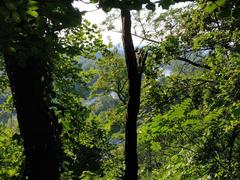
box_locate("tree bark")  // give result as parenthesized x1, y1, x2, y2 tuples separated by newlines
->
(4, 48, 61, 179)
(121, 9, 141, 180)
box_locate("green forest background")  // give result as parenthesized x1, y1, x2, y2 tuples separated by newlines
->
(1, 0, 240, 179)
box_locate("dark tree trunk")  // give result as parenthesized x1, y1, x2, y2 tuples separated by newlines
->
(4, 48, 61, 179)
(121, 9, 141, 180)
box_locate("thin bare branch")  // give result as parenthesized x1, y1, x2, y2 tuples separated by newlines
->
(177, 57, 211, 70)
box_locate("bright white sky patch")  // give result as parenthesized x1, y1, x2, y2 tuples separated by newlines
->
(72, 1, 148, 46)
(72, 1, 192, 46)
(72, 1, 122, 45)
(72, 1, 106, 25)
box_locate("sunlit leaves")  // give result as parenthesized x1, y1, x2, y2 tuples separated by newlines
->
(135, 0, 240, 178)
(0, 125, 23, 179)
(204, 1, 218, 13)
(26, 0, 39, 18)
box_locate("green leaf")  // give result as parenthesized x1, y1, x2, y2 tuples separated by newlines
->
(216, 0, 226, 7)
(28, 5, 39, 11)
(28, 0, 39, 6)
(7, 169, 17, 176)
(26, 10, 39, 18)
(8, 47, 16, 53)
(233, 108, 240, 118)
(151, 142, 161, 151)
(204, 2, 217, 13)
(146, 2, 156, 11)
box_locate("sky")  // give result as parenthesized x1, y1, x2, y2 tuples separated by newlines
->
(72, 1, 191, 47)
(72, 1, 149, 47)
(72, 1, 121, 45)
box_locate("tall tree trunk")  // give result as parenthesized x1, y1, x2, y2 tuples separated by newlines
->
(4, 47, 61, 179)
(121, 9, 141, 180)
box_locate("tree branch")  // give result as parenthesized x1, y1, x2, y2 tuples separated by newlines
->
(177, 57, 211, 70)
(140, 49, 149, 75)
(116, 79, 127, 105)
(132, 33, 159, 44)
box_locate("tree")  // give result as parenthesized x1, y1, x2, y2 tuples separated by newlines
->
(89, 0, 156, 178)
(120, 9, 142, 179)
(0, 0, 82, 178)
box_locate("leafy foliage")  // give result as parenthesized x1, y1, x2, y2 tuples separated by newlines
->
(0, 125, 23, 179)
(134, 1, 240, 178)
(1, 0, 240, 179)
